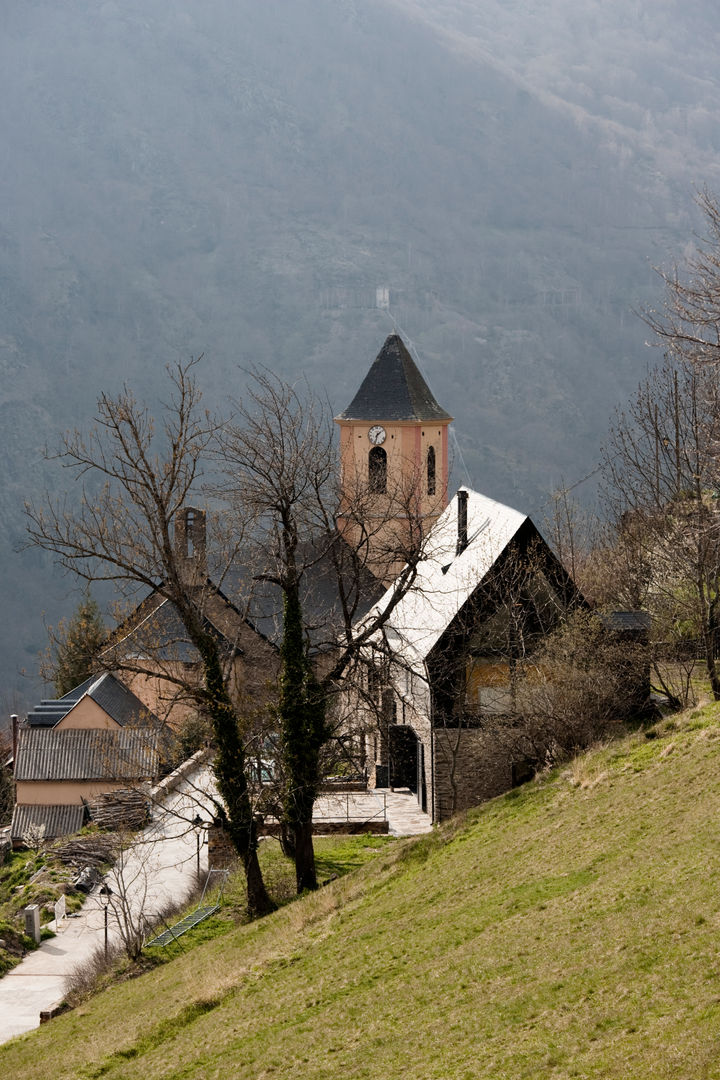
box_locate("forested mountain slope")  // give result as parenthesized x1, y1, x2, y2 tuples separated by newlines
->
(2, 0, 720, 703)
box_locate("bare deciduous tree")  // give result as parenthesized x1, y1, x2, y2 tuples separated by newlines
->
(645, 188, 720, 369)
(217, 370, 433, 893)
(600, 357, 720, 699)
(25, 360, 275, 917)
(514, 609, 648, 761)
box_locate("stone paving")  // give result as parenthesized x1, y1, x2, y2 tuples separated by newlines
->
(313, 787, 433, 836)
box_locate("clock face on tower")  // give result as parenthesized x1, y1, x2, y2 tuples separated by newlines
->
(368, 425, 386, 445)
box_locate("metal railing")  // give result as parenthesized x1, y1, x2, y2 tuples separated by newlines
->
(312, 790, 388, 825)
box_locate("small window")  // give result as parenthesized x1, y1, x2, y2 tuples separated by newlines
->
(369, 446, 387, 494)
(427, 446, 436, 496)
(185, 509, 196, 557)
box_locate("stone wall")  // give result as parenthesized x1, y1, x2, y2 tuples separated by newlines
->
(207, 821, 237, 870)
(432, 728, 514, 821)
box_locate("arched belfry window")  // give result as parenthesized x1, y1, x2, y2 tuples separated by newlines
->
(427, 446, 436, 496)
(369, 446, 387, 494)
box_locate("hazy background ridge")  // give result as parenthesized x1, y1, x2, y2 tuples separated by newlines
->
(2, 0, 718, 707)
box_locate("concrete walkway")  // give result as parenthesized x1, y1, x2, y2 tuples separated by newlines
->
(312, 787, 433, 836)
(0, 761, 215, 1045)
(0, 767, 431, 1045)
(374, 788, 433, 836)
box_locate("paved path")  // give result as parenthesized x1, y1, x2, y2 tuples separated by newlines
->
(0, 768, 431, 1045)
(0, 761, 215, 1045)
(374, 788, 434, 836)
(313, 788, 432, 836)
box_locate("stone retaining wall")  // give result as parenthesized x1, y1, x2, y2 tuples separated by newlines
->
(433, 728, 513, 820)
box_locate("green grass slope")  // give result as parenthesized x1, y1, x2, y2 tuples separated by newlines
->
(5, 707, 720, 1079)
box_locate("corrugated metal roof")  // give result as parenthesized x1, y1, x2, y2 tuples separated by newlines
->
(15, 728, 159, 782)
(11, 803, 87, 842)
(361, 487, 527, 668)
(337, 335, 452, 422)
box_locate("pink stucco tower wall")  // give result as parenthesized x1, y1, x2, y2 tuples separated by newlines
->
(334, 334, 452, 581)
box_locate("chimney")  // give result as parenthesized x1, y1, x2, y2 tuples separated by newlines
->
(10, 714, 18, 770)
(456, 490, 469, 556)
(175, 507, 208, 584)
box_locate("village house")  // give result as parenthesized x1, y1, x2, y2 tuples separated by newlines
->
(105, 506, 280, 733)
(11, 672, 165, 847)
(355, 486, 581, 820)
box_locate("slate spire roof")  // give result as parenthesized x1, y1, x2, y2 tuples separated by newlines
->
(337, 334, 452, 422)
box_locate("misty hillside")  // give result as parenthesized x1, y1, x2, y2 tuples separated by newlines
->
(2, 0, 720, 705)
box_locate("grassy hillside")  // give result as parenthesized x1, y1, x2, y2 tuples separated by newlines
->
(4, 706, 720, 1078)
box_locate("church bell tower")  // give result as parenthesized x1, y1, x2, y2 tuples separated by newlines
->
(334, 334, 452, 580)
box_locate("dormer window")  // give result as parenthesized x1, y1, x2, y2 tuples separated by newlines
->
(369, 446, 387, 493)
(427, 446, 436, 496)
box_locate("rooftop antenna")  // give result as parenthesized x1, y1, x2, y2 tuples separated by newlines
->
(450, 425, 473, 488)
(384, 310, 473, 488)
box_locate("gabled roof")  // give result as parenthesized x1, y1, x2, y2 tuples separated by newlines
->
(26, 676, 96, 727)
(105, 576, 269, 670)
(26, 672, 160, 729)
(362, 487, 528, 669)
(111, 595, 243, 664)
(15, 727, 160, 782)
(84, 673, 160, 727)
(336, 334, 452, 423)
(599, 611, 651, 633)
(226, 532, 385, 650)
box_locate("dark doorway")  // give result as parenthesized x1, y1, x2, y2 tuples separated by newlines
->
(417, 741, 427, 811)
(389, 725, 419, 792)
(511, 759, 536, 788)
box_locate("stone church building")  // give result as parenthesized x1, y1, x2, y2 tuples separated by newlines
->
(337, 334, 582, 821)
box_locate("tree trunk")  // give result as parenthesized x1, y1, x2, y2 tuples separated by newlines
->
(242, 841, 276, 919)
(197, 633, 276, 917)
(703, 628, 720, 700)
(278, 820, 296, 860)
(697, 570, 720, 702)
(293, 818, 317, 893)
(278, 567, 325, 894)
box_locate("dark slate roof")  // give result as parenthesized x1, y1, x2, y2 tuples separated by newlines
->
(111, 594, 244, 665)
(85, 673, 160, 727)
(15, 728, 160, 782)
(26, 673, 159, 729)
(11, 803, 88, 842)
(599, 611, 652, 632)
(26, 676, 96, 727)
(227, 533, 385, 650)
(337, 335, 452, 422)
